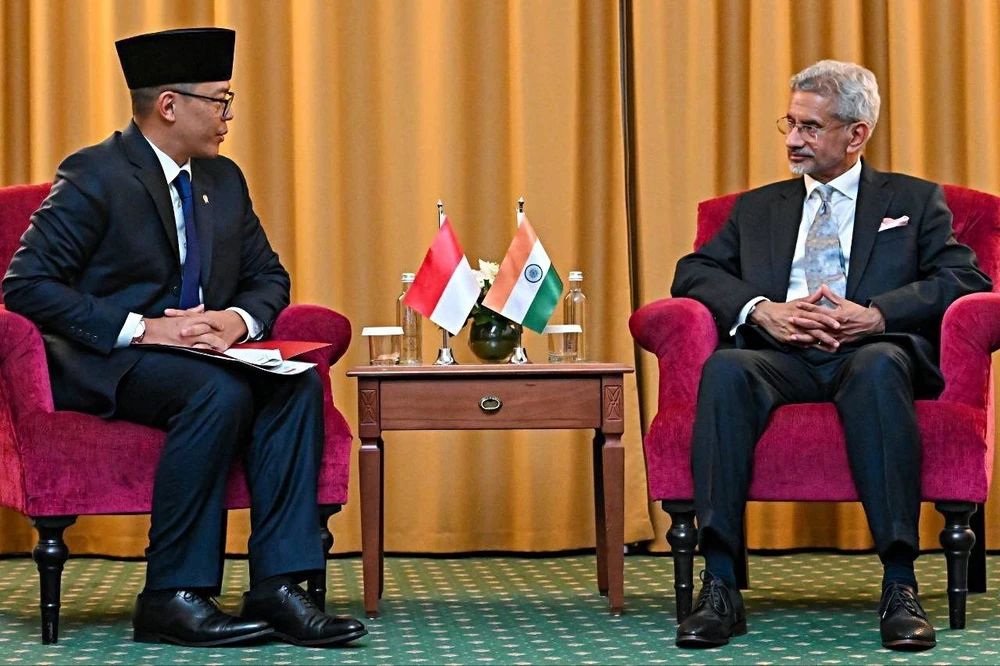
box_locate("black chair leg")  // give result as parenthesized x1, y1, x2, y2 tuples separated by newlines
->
(969, 502, 986, 594)
(307, 504, 342, 611)
(935, 501, 976, 630)
(30, 516, 77, 645)
(663, 501, 697, 623)
(735, 523, 750, 590)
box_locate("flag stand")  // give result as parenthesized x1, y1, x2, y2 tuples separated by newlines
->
(508, 196, 531, 364)
(433, 199, 459, 365)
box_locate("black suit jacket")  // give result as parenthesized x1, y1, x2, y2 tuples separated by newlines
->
(2, 121, 290, 416)
(670, 161, 992, 396)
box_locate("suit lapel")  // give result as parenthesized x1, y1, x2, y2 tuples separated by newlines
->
(846, 162, 893, 299)
(769, 180, 806, 300)
(123, 122, 180, 264)
(191, 162, 216, 293)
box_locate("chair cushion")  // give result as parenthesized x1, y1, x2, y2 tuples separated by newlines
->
(644, 399, 991, 504)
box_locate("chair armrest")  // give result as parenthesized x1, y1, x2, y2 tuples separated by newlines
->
(938, 292, 1000, 409)
(629, 298, 718, 408)
(271, 304, 352, 366)
(0, 307, 55, 419)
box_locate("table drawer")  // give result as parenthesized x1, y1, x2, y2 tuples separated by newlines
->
(379, 377, 602, 430)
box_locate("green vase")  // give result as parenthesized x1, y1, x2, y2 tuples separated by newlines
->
(468, 313, 521, 363)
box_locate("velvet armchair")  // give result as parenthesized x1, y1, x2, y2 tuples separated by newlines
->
(630, 184, 1000, 631)
(0, 182, 355, 644)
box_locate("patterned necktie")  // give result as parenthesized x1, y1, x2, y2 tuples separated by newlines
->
(804, 183, 846, 303)
(173, 171, 201, 309)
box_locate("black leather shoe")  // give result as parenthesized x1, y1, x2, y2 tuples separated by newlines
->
(676, 572, 747, 648)
(879, 582, 936, 651)
(240, 580, 367, 647)
(133, 589, 273, 647)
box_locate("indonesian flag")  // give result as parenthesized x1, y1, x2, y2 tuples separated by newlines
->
(481, 213, 563, 333)
(403, 215, 481, 335)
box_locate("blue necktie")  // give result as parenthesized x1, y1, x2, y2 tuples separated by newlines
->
(173, 171, 201, 309)
(804, 183, 846, 305)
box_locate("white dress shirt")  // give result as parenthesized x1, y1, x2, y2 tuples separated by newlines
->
(114, 136, 264, 347)
(732, 159, 863, 334)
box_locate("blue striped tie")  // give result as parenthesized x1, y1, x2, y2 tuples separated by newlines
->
(173, 171, 201, 309)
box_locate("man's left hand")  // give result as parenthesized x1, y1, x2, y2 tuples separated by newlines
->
(164, 305, 248, 351)
(790, 284, 885, 346)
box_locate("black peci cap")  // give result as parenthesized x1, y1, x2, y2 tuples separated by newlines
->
(115, 27, 235, 90)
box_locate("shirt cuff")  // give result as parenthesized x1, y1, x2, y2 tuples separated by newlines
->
(227, 307, 264, 342)
(115, 312, 144, 348)
(729, 296, 769, 337)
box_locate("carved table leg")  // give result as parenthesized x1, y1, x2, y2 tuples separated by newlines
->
(592, 430, 608, 597)
(602, 432, 625, 615)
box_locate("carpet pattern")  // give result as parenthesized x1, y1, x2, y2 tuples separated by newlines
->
(0, 553, 997, 664)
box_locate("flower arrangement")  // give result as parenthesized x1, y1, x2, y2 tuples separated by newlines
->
(469, 259, 501, 326)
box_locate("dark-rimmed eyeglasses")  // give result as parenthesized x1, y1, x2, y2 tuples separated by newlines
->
(171, 90, 235, 117)
(776, 116, 851, 141)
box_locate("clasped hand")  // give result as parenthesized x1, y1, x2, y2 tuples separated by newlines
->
(140, 304, 248, 351)
(750, 285, 885, 351)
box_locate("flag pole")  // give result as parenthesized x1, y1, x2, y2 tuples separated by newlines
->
(433, 199, 458, 365)
(508, 196, 530, 364)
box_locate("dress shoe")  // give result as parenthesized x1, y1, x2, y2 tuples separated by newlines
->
(879, 582, 936, 651)
(133, 589, 273, 647)
(240, 579, 367, 647)
(676, 571, 747, 648)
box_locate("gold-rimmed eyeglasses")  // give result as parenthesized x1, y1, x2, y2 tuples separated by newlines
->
(776, 116, 851, 141)
(171, 90, 235, 117)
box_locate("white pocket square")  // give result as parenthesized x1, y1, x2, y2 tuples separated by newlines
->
(878, 216, 910, 232)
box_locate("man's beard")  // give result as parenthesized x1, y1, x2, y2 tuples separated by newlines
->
(788, 152, 813, 175)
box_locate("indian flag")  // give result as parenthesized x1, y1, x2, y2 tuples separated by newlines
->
(403, 215, 481, 336)
(481, 213, 563, 333)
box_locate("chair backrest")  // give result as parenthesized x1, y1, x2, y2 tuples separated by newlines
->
(0, 183, 51, 306)
(695, 184, 1000, 289)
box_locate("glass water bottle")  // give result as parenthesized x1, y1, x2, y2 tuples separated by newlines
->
(397, 272, 422, 365)
(563, 270, 587, 361)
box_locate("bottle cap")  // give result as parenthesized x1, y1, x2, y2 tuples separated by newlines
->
(569, 271, 583, 281)
(402, 272, 416, 283)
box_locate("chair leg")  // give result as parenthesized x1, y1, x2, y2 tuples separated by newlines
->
(969, 502, 986, 593)
(735, 522, 750, 590)
(307, 504, 342, 611)
(663, 501, 697, 623)
(935, 501, 976, 630)
(30, 516, 77, 645)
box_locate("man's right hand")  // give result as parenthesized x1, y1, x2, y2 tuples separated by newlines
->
(749, 289, 842, 349)
(139, 306, 227, 350)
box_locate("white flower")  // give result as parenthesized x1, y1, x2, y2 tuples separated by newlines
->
(478, 259, 500, 284)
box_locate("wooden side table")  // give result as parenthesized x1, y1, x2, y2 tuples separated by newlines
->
(347, 363, 634, 618)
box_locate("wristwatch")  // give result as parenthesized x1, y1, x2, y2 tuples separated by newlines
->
(131, 318, 146, 345)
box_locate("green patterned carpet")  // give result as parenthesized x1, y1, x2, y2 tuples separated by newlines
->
(0, 553, 997, 664)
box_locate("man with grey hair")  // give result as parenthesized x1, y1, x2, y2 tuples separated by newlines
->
(670, 60, 991, 651)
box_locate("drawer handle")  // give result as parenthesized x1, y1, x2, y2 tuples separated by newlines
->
(479, 395, 503, 412)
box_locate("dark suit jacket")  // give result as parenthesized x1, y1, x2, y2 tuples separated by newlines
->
(2, 121, 290, 416)
(670, 161, 992, 396)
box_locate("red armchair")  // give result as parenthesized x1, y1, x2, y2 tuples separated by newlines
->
(0, 183, 355, 643)
(630, 185, 1000, 631)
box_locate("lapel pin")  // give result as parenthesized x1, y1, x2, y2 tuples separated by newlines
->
(202, 194, 209, 204)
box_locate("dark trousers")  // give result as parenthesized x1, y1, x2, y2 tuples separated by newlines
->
(114, 351, 326, 593)
(692, 341, 921, 563)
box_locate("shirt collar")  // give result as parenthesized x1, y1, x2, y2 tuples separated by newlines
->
(803, 158, 862, 201)
(142, 133, 192, 187)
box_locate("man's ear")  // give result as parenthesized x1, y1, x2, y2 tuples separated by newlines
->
(155, 90, 177, 123)
(846, 122, 871, 155)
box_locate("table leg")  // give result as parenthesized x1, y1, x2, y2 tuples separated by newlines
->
(360, 435, 383, 618)
(592, 430, 608, 597)
(378, 436, 385, 599)
(602, 431, 625, 615)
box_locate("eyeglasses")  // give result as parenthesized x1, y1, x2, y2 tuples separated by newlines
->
(776, 116, 851, 140)
(171, 90, 235, 117)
